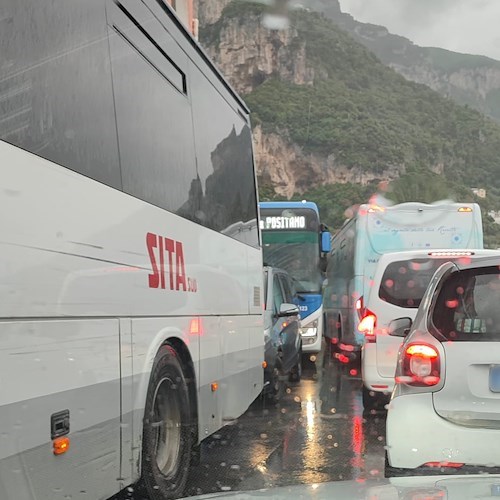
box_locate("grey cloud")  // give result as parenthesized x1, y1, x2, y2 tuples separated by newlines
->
(338, 0, 500, 59)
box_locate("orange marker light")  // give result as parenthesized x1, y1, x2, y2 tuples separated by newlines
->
(189, 317, 203, 335)
(53, 437, 70, 455)
(262, 361, 267, 369)
(211, 382, 218, 392)
(457, 207, 473, 212)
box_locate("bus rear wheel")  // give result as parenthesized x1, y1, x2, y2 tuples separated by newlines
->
(141, 344, 194, 500)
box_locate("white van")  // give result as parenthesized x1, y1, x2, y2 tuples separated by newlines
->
(360, 248, 499, 410)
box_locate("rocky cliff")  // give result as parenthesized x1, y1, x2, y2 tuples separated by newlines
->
(200, 5, 315, 95)
(253, 125, 400, 197)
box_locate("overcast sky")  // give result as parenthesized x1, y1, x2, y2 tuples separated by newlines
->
(337, 0, 500, 61)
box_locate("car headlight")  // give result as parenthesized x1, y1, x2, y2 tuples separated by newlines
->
(299, 319, 318, 337)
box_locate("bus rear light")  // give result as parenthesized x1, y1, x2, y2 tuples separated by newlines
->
(457, 207, 473, 212)
(367, 205, 385, 213)
(339, 343, 355, 352)
(358, 309, 377, 342)
(398, 343, 440, 387)
(355, 298, 363, 314)
(336, 353, 350, 364)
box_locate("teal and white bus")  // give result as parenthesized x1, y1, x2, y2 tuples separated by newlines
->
(324, 201, 484, 359)
(259, 201, 331, 355)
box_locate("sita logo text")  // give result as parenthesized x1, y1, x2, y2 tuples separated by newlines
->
(146, 232, 197, 292)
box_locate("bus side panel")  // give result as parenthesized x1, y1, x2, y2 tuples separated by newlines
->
(325, 218, 357, 345)
(0, 320, 122, 500)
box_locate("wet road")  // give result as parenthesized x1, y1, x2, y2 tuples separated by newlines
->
(183, 344, 387, 497)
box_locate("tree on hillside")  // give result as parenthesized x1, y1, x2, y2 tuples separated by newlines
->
(386, 165, 452, 204)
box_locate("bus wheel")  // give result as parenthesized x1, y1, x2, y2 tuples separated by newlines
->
(141, 344, 194, 500)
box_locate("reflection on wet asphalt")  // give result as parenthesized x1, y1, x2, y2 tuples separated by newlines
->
(184, 345, 387, 497)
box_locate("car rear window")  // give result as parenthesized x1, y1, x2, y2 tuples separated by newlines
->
(432, 267, 500, 341)
(379, 258, 449, 308)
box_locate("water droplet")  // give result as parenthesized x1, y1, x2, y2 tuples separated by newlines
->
(294, 396, 301, 403)
(260, 433, 268, 439)
(333, 442, 338, 447)
(327, 434, 333, 439)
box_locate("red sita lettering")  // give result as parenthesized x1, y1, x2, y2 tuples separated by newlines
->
(146, 232, 195, 293)
(159, 236, 166, 289)
(164, 237, 176, 291)
(176, 241, 187, 291)
(146, 232, 159, 288)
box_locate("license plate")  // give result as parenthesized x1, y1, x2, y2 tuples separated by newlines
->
(489, 365, 500, 393)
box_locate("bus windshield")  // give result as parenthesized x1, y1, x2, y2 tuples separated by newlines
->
(262, 231, 322, 293)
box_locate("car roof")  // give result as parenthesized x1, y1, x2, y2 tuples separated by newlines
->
(451, 254, 500, 271)
(374, 249, 500, 266)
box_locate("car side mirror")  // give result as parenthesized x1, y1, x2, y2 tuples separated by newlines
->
(278, 303, 299, 317)
(321, 231, 331, 253)
(389, 317, 412, 337)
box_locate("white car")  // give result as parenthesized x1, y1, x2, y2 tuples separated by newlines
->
(359, 249, 497, 410)
(386, 254, 500, 476)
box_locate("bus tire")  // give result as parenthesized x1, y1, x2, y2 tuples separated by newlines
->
(141, 344, 194, 500)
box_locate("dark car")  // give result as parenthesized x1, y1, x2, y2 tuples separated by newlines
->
(262, 266, 302, 402)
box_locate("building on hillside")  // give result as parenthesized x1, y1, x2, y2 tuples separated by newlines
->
(488, 210, 500, 224)
(164, 0, 198, 38)
(472, 188, 486, 198)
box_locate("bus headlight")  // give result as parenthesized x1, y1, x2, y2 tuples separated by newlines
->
(300, 319, 318, 337)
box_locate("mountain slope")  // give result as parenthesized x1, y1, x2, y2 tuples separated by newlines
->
(298, 0, 500, 123)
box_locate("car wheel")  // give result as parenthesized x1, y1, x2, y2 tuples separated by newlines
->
(362, 386, 389, 412)
(141, 344, 195, 500)
(289, 349, 302, 383)
(268, 358, 286, 403)
(384, 451, 414, 478)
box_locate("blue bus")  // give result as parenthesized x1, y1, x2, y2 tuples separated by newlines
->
(259, 201, 331, 355)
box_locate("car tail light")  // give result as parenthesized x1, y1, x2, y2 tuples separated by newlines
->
(358, 310, 377, 343)
(396, 343, 440, 386)
(424, 461, 464, 468)
(428, 251, 474, 257)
